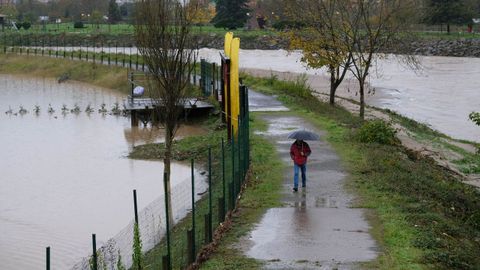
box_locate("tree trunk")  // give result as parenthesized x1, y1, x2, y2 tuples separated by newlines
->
(329, 70, 336, 105)
(359, 80, 365, 119)
(163, 125, 174, 228)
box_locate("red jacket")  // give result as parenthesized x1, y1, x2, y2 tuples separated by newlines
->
(290, 141, 311, 165)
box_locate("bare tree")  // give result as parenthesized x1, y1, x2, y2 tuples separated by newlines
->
(341, 0, 417, 118)
(135, 0, 198, 225)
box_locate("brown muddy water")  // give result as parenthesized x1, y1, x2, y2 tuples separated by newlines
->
(199, 49, 480, 143)
(0, 75, 207, 270)
(35, 47, 480, 142)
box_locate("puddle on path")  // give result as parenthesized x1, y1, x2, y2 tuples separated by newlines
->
(243, 109, 378, 269)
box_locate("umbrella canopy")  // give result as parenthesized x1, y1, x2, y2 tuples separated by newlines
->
(287, 130, 320, 141)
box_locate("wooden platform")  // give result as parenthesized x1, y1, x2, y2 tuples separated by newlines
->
(124, 97, 214, 110)
(124, 96, 214, 126)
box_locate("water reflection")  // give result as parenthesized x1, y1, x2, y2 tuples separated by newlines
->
(0, 74, 207, 270)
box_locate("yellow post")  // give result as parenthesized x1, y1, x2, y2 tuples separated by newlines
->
(230, 37, 240, 136)
(224, 32, 233, 122)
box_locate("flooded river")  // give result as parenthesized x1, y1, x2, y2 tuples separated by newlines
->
(30, 46, 479, 141)
(198, 49, 480, 143)
(0, 75, 206, 269)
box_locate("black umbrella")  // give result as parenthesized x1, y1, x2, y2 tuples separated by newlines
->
(287, 130, 320, 141)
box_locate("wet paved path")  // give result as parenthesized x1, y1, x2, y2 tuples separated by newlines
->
(242, 91, 378, 269)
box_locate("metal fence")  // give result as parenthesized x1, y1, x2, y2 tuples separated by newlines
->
(0, 33, 145, 71)
(42, 102, 250, 270)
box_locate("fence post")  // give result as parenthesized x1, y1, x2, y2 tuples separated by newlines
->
(238, 116, 243, 183)
(228, 182, 234, 211)
(187, 229, 195, 264)
(162, 255, 169, 270)
(163, 172, 171, 270)
(218, 197, 225, 224)
(129, 46, 132, 68)
(136, 53, 139, 70)
(231, 126, 236, 198)
(190, 159, 196, 258)
(204, 213, 211, 244)
(222, 138, 226, 215)
(55, 35, 58, 58)
(208, 147, 213, 240)
(46, 247, 50, 270)
(92, 234, 97, 270)
(245, 87, 250, 169)
(133, 190, 139, 224)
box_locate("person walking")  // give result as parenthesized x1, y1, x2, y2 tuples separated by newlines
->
(290, 139, 311, 192)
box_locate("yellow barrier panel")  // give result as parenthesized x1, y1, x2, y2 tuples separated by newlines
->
(224, 32, 233, 119)
(230, 37, 240, 136)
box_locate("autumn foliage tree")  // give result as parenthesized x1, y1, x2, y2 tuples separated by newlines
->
(286, 0, 352, 105)
(187, 1, 215, 25)
(286, 0, 417, 118)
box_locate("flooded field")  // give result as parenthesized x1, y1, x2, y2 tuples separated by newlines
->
(29, 46, 479, 142)
(0, 75, 206, 269)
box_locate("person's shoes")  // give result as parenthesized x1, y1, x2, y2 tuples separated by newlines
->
(293, 188, 298, 192)
(302, 184, 306, 188)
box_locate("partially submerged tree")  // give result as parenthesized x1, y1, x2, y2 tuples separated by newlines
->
(470, 112, 480, 126)
(286, 0, 352, 105)
(135, 0, 198, 225)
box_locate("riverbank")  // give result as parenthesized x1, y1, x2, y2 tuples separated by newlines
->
(231, 75, 480, 269)
(0, 54, 130, 93)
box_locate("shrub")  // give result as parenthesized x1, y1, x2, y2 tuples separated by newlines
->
(73, 21, 84, 29)
(22, 22, 31, 30)
(356, 120, 398, 145)
(469, 112, 480, 126)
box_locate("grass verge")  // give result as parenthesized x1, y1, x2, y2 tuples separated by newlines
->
(241, 74, 480, 270)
